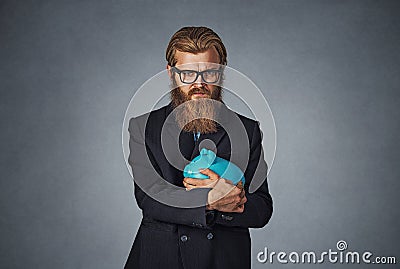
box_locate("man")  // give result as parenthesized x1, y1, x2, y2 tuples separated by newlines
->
(124, 26, 273, 269)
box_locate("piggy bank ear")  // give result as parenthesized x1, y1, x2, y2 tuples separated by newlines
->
(200, 148, 216, 165)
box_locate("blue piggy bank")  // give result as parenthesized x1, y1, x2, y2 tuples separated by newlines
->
(183, 148, 245, 186)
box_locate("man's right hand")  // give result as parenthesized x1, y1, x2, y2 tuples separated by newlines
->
(183, 168, 247, 213)
(207, 178, 247, 213)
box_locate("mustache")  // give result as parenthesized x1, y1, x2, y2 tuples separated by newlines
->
(188, 87, 210, 96)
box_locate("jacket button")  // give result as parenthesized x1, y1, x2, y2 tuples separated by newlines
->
(221, 214, 233, 221)
(207, 232, 214, 240)
(180, 235, 188, 242)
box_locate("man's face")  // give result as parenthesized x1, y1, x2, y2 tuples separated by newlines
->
(167, 47, 223, 134)
(167, 47, 221, 100)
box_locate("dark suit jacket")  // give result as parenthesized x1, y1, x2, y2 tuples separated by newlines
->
(124, 103, 273, 269)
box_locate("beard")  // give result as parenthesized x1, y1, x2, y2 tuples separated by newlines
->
(170, 85, 222, 134)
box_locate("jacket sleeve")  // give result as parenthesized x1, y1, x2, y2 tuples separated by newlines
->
(214, 121, 273, 228)
(128, 117, 212, 228)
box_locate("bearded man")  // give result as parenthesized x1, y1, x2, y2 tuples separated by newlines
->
(124, 26, 273, 269)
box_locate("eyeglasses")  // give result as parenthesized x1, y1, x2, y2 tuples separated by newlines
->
(171, 67, 222, 84)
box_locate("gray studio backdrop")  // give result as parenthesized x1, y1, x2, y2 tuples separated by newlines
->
(1, 1, 399, 268)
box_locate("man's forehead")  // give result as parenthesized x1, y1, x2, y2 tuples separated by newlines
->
(175, 62, 221, 70)
(174, 48, 220, 69)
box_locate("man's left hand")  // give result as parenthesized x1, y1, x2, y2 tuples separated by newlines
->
(183, 168, 219, 190)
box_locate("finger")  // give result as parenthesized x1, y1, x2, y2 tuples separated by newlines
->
(228, 186, 243, 197)
(215, 187, 241, 202)
(201, 178, 218, 185)
(183, 177, 201, 186)
(183, 182, 193, 190)
(223, 179, 234, 185)
(199, 168, 220, 180)
(237, 196, 247, 206)
(234, 204, 245, 213)
(223, 178, 235, 186)
(228, 203, 245, 213)
(239, 189, 245, 198)
(214, 193, 241, 206)
(184, 177, 215, 187)
(230, 192, 247, 206)
(215, 203, 244, 213)
(183, 179, 195, 187)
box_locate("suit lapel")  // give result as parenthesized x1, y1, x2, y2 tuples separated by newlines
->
(163, 104, 195, 168)
(179, 131, 196, 160)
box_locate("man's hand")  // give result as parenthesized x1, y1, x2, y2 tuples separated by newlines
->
(183, 168, 219, 190)
(183, 168, 247, 213)
(207, 179, 247, 213)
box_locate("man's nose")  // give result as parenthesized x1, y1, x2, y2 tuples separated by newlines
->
(193, 73, 205, 85)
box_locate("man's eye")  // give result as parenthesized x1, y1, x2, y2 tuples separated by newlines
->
(182, 71, 196, 77)
(204, 71, 218, 76)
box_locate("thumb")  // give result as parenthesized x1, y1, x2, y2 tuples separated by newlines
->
(199, 168, 220, 180)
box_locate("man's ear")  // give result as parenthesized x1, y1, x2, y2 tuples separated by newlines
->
(167, 64, 172, 78)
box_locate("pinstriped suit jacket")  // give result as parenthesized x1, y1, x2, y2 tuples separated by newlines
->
(124, 102, 273, 269)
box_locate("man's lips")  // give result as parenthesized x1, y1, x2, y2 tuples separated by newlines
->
(191, 93, 209, 98)
(190, 89, 209, 95)
(192, 93, 208, 96)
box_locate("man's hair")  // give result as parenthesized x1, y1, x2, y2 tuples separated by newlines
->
(166, 26, 227, 66)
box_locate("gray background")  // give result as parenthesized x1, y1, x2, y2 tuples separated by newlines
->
(1, 0, 399, 268)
